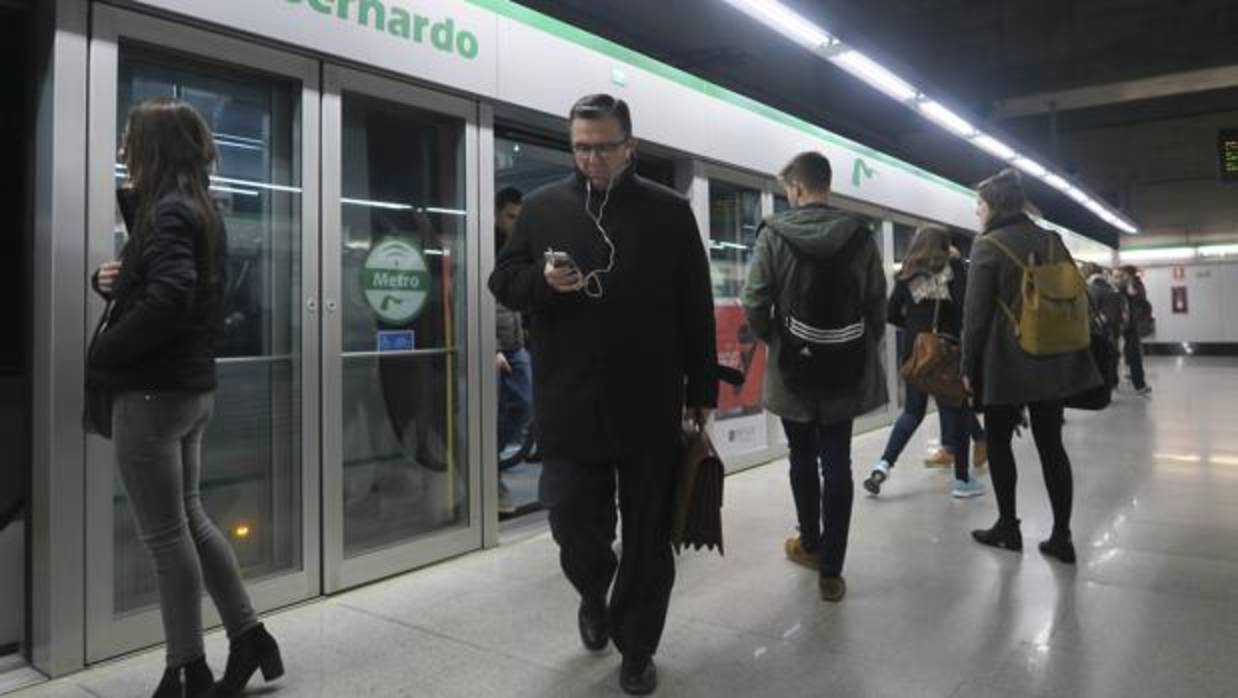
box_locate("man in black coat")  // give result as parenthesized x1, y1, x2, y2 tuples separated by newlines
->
(489, 94, 717, 696)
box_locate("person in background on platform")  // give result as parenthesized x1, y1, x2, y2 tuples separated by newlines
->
(962, 168, 1100, 565)
(494, 186, 532, 515)
(864, 225, 985, 499)
(1114, 264, 1153, 395)
(741, 151, 887, 603)
(1082, 262, 1124, 388)
(87, 97, 283, 698)
(489, 94, 717, 696)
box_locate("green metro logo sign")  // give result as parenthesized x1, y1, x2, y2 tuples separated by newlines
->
(852, 158, 876, 188)
(361, 238, 431, 325)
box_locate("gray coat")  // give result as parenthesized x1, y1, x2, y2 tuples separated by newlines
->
(741, 204, 888, 425)
(962, 216, 1102, 408)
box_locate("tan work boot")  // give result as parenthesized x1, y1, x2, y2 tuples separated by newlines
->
(819, 575, 847, 602)
(972, 440, 989, 470)
(923, 448, 954, 468)
(784, 536, 818, 570)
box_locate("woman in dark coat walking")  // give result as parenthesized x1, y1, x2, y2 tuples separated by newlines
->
(961, 169, 1100, 564)
(864, 225, 984, 499)
(88, 98, 283, 697)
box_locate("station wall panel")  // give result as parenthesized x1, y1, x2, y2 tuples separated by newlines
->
(1142, 262, 1238, 344)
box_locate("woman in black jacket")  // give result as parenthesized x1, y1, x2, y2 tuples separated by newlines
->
(88, 98, 283, 698)
(863, 225, 985, 499)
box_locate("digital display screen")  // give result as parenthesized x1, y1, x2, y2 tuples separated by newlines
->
(1221, 128, 1238, 182)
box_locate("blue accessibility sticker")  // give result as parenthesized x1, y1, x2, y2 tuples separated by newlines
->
(376, 330, 415, 352)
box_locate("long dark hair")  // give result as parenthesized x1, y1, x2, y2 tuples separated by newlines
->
(976, 168, 1030, 230)
(121, 97, 221, 281)
(898, 225, 951, 279)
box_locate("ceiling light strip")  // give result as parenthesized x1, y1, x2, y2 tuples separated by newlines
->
(718, 0, 1139, 235)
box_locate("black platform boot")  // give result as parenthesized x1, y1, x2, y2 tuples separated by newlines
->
(971, 518, 1023, 552)
(215, 623, 284, 697)
(154, 657, 215, 698)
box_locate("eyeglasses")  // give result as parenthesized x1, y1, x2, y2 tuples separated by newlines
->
(571, 139, 628, 158)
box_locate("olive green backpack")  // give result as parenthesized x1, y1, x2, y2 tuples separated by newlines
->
(979, 235, 1091, 356)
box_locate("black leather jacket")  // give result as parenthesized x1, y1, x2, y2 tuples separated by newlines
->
(87, 193, 227, 392)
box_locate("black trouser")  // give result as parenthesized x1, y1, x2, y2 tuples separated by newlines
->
(984, 402, 1073, 538)
(782, 418, 854, 577)
(1123, 328, 1147, 390)
(539, 445, 676, 660)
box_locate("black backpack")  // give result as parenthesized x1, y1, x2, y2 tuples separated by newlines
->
(776, 228, 871, 396)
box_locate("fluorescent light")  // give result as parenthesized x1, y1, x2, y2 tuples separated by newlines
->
(830, 50, 918, 101)
(715, 0, 1138, 236)
(917, 100, 975, 137)
(1118, 247, 1196, 263)
(1154, 453, 1201, 463)
(342, 197, 413, 211)
(211, 175, 302, 194)
(1198, 243, 1238, 257)
(720, 0, 834, 49)
(209, 185, 260, 197)
(1085, 199, 1108, 216)
(214, 132, 265, 146)
(972, 134, 1016, 160)
(1043, 173, 1071, 192)
(1012, 157, 1046, 178)
(423, 207, 468, 216)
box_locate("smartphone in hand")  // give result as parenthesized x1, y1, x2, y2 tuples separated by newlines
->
(544, 249, 579, 273)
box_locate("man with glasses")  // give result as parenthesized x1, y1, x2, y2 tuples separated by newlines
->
(490, 94, 718, 695)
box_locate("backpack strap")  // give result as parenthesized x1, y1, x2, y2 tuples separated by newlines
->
(977, 234, 1027, 271)
(976, 235, 1024, 336)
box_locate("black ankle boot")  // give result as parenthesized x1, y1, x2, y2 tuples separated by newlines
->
(972, 518, 1023, 552)
(153, 657, 215, 698)
(1039, 534, 1077, 564)
(215, 623, 284, 697)
(152, 667, 182, 698)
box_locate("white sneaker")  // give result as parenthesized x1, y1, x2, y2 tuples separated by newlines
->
(863, 460, 891, 496)
(498, 478, 515, 514)
(952, 478, 985, 499)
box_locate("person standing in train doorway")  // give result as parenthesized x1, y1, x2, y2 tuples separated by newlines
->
(741, 152, 888, 603)
(489, 94, 718, 696)
(493, 186, 532, 515)
(88, 98, 283, 698)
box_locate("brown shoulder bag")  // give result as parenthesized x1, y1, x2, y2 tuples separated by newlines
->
(898, 297, 967, 407)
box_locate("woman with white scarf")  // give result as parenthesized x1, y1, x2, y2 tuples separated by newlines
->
(865, 225, 985, 499)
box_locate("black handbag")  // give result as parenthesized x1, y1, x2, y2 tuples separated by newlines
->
(83, 300, 114, 439)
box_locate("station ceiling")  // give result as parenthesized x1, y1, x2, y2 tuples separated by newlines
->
(515, 0, 1238, 246)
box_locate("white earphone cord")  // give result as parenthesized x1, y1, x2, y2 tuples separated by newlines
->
(583, 171, 618, 299)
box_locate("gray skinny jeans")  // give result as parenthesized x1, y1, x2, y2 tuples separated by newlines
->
(113, 391, 258, 667)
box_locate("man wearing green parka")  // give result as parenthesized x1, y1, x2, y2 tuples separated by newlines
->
(741, 152, 888, 603)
